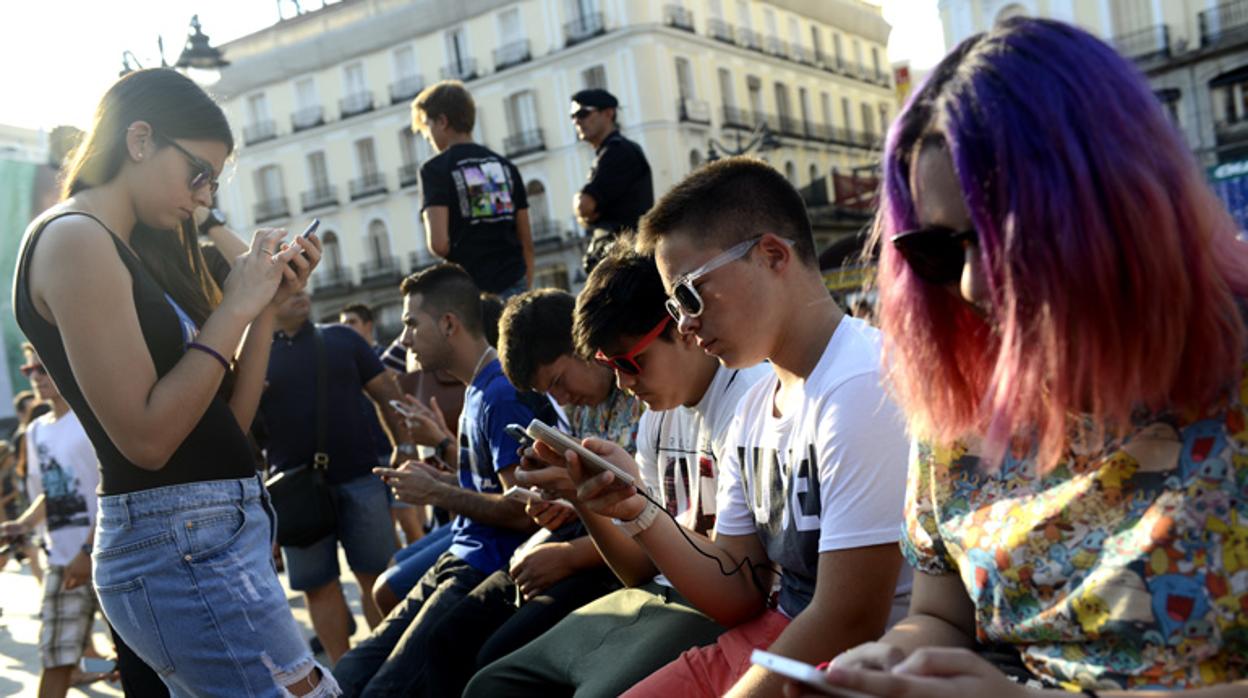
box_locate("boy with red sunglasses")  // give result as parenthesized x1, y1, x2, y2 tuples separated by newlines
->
(464, 246, 768, 697)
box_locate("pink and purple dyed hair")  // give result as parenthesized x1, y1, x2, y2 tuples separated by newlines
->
(872, 18, 1248, 467)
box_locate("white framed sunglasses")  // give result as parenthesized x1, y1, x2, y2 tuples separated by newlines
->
(664, 236, 792, 322)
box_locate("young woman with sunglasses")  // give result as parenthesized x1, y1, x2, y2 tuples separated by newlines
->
(13, 69, 338, 696)
(805, 18, 1248, 698)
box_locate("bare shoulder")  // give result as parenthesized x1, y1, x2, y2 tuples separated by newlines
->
(28, 212, 131, 317)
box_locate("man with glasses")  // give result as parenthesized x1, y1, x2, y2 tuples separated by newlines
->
(569, 89, 653, 272)
(542, 158, 914, 698)
(464, 246, 766, 698)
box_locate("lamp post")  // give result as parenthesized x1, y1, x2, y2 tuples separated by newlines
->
(118, 15, 229, 82)
(704, 123, 783, 163)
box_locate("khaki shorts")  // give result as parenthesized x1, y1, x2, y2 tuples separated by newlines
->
(39, 565, 98, 669)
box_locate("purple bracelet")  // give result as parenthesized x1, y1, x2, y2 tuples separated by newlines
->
(187, 342, 231, 371)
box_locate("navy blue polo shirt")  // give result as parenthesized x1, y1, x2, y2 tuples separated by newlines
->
(260, 322, 386, 484)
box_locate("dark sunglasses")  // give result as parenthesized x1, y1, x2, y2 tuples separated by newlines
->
(156, 134, 219, 195)
(569, 107, 597, 121)
(594, 316, 670, 376)
(890, 226, 978, 285)
(19, 363, 45, 378)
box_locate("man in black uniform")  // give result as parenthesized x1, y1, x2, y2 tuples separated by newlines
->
(570, 88, 653, 272)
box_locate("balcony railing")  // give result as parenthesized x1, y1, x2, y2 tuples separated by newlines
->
(764, 36, 790, 58)
(565, 12, 606, 47)
(340, 91, 375, 118)
(778, 114, 804, 138)
(493, 40, 531, 71)
(707, 18, 734, 43)
(678, 98, 711, 124)
(664, 5, 695, 32)
(254, 197, 290, 224)
(1216, 118, 1248, 146)
(359, 256, 403, 286)
(873, 69, 891, 87)
(1112, 24, 1171, 61)
(389, 75, 425, 104)
(531, 219, 563, 242)
(243, 120, 277, 146)
(792, 45, 815, 65)
(504, 129, 546, 158)
(440, 58, 479, 81)
(722, 106, 753, 129)
(312, 265, 353, 296)
(349, 172, 387, 200)
(398, 163, 420, 188)
(291, 106, 324, 132)
(1201, 0, 1248, 47)
(301, 185, 338, 212)
(408, 251, 437, 272)
(736, 28, 763, 51)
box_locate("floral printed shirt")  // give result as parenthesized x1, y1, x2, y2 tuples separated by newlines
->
(567, 386, 644, 453)
(902, 364, 1248, 690)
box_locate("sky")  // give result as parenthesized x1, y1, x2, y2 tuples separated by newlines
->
(0, 0, 946, 132)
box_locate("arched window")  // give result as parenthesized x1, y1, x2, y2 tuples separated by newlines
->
(808, 163, 819, 184)
(784, 161, 797, 184)
(322, 231, 343, 270)
(690, 150, 703, 172)
(526, 180, 552, 239)
(367, 220, 391, 262)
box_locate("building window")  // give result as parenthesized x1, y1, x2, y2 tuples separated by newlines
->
(841, 97, 853, 130)
(809, 163, 819, 184)
(718, 68, 735, 108)
(355, 138, 379, 177)
(527, 180, 555, 240)
(306, 151, 330, 191)
(393, 45, 418, 81)
(582, 65, 607, 89)
(675, 57, 696, 99)
(322, 231, 343, 270)
(861, 103, 876, 137)
(498, 7, 523, 43)
(534, 263, 570, 291)
(773, 82, 791, 119)
(879, 103, 890, 132)
(820, 92, 832, 126)
(833, 33, 844, 68)
(255, 165, 284, 202)
(400, 129, 420, 166)
(367, 219, 391, 263)
(343, 62, 366, 96)
(294, 78, 317, 110)
(784, 161, 797, 183)
(690, 149, 703, 172)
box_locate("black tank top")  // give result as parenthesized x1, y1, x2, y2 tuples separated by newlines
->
(13, 211, 257, 495)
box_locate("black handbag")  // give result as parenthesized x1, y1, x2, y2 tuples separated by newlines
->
(265, 326, 337, 548)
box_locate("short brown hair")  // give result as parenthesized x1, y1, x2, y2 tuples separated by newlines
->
(497, 290, 575, 391)
(636, 156, 816, 265)
(400, 263, 483, 337)
(412, 81, 476, 135)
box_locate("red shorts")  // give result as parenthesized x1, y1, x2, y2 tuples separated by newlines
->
(621, 609, 791, 697)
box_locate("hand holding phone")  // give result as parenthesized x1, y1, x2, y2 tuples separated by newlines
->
(525, 420, 637, 487)
(749, 650, 872, 697)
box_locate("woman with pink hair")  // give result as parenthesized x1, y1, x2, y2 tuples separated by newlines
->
(810, 17, 1248, 698)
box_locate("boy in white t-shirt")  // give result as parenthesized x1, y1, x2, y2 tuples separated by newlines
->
(1, 345, 101, 698)
(464, 248, 769, 697)
(565, 158, 912, 697)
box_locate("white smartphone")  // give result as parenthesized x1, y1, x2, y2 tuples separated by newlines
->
(749, 650, 872, 697)
(503, 485, 542, 504)
(388, 399, 417, 420)
(525, 419, 637, 487)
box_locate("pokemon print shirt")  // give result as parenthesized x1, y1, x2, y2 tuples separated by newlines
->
(901, 361, 1248, 690)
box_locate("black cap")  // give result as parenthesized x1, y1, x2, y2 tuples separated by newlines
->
(570, 88, 619, 112)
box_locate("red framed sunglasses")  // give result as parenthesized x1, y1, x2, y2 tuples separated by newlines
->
(594, 316, 671, 376)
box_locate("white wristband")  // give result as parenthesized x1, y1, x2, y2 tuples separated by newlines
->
(612, 499, 661, 538)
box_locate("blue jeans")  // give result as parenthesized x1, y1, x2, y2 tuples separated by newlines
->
(282, 474, 398, 591)
(375, 524, 453, 600)
(93, 476, 340, 697)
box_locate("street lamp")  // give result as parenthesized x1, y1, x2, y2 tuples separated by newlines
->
(118, 15, 229, 82)
(704, 123, 783, 162)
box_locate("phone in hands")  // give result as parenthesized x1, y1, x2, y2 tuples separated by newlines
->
(301, 219, 320, 239)
(524, 419, 637, 487)
(749, 650, 872, 697)
(389, 399, 418, 422)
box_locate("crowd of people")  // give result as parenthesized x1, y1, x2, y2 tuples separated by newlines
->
(2, 16, 1247, 698)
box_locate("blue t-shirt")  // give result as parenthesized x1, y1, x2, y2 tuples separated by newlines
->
(448, 358, 553, 573)
(260, 322, 386, 484)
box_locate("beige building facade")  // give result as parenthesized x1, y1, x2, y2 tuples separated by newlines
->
(212, 0, 895, 336)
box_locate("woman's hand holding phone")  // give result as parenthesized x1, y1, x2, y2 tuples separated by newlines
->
(221, 228, 307, 319)
(269, 222, 322, 308)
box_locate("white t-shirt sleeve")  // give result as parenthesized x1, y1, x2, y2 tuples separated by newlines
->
(713, 411, 756, 537)
(635, 411, 660, 497)
(816, 372, 910, 552)
(24, 424, 43, 499)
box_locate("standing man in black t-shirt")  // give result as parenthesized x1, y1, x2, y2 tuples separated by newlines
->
(570, 88, 654, 272)
(413, 81, 533, 299)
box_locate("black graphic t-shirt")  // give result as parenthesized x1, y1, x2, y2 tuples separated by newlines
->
(420, 143, 529, 293)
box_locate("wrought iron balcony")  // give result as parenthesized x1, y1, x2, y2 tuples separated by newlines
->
(311, 265, 354, 296)
(503, 129, 546, 158)
(678, 98, 711, 125)
(300, 185, 338, 212)
(339, 91, 375, 118)
(722, 106, 753, 129)
(291, 106, 324, 132)
(707, 18, 734, 43)
(398, 163, 420, 189)
(664, 5, 695, 32)
(565, 12, 606, 47)
(389, 75, 425, 104)
(736, 28, 763, 51)
(764, 36, 790, 59)
(349, 172, 387, 200)
(1112, 24, 1171, 61)
(440, 58, 479, 81)
(254, 197, 290, 224)
(244, 120, 277, 145)
(1201, 0, 1248, 47)
(493, 40, 531, 71)
(778, 114, 804, 138)
(359, 256, 403, 286)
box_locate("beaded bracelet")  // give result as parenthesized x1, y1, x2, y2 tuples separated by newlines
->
(187, 341, 231, 371)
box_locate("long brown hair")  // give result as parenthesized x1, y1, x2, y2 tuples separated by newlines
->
(60, 68, 232, 327)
